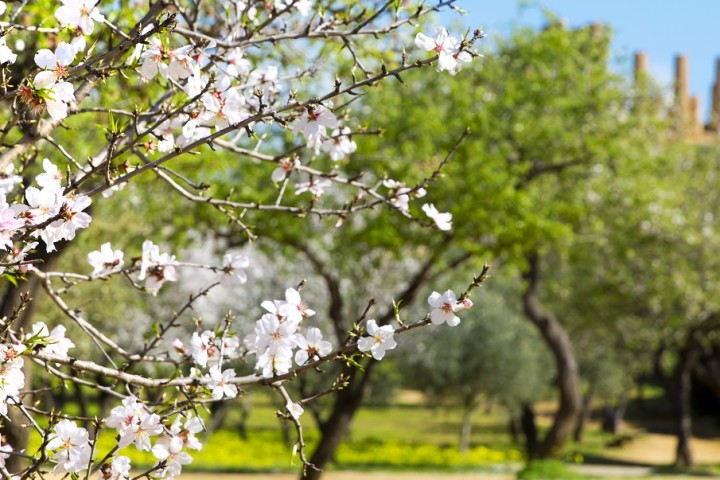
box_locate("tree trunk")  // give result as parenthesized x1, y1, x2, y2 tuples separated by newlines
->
(459, 406, 474, 453)
(521, 403, 539, 459)
(301, 363, 375, 480)
(522, 253, 582, 458)
(674, 346, 694, 467)
(601, 392, 628, 435)
(573, 387, 594, 443)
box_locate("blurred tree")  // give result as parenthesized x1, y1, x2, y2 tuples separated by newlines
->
(356, 15, 669, 458)
(400, 283, 553, 452)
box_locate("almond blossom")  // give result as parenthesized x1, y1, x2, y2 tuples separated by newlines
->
(34, 43, 75, 88)
(0, 343, 26, 416)
(205, 366, 238, 400)
(138, 240, 178, 294)
(415, 26, 473, 75)
(0, 193, 24, 249)
(27, 322, 76, 357)
(256, 347, 293, 377)
(0, 37, 16, 65)
(221, 253, 249, 285)
(105, 396, 164, 451)
(271, 158, 298, 183)
(46, 420, 92, 474)
(293, 105, 339, 139)
(152, 435, 193, 478)
(101, 456, 131, 480)
(87, 242, 124, 277)
(427, 290, 463, 326)
(295, 178, 331, 198)
(286, 401, 304, 420)
(188, 330, 239, 367)
(357, 319, 397, 360)
(53, 194, 92, 241)
(0, 164, 20, 194)
(55, 0, 105, 34)
(0, 440, 11, 469)
(322, 127, 357, 161)
(169, 414, 204, 451)
(294, 327, 332, 365)
(36, 159, 63, 190)
(422, 203, 453, 231)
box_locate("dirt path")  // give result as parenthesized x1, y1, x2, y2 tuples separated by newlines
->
(603, 432, 720, 465)
(178, 473, 514, 480)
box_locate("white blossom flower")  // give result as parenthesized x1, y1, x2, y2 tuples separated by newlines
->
(286, 401, 304, 420)
(105, 396, 163, 451)
(415, 26, 472, 75)
(322, 127, 357, 161)
(221, 253, 249, 285)
(427, 290, 462, 326)
(0, 37, 16, 64)
(46, 420, 91, 474)
(225, 48, 251, 77)
(0, 193, 24, 250)
(295, 178, 331, 198)
(205, 366, 238, 400)
(52, 194, 92, 241)
(294, 327, 332, 365)
(0, 343, 26, 416)
(152, 435, 193, 478)
(34, 43, 75, 87)
(189, 330, 238, 367)
(357, 319, 397, 360)
(55, 0, 105, 34)
(87, 242, 124, 277)
(0, 440, 11, 469)
(169, 414, 204, 451)
(422, 203, 452, 231)
(28, 322, 75, 357)
(245, 313, 299, 355)
(35, 159, 63, 190)
(138, 240, 178, 294)
(103, 455, 131, 480)
(293, 106, 339, 139)
(45, 80, 76, 120)
(256, 346, 293, 377)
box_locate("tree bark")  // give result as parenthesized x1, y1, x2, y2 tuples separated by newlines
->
(521, 252, 582, 458)
(521, 403, 539, 459)
(301, 362, 375, 480)
(573, 387, 594, 443)
(674, 345, 695, 467)
(295, 242, 459, 480)
(459, 405, 475, 453)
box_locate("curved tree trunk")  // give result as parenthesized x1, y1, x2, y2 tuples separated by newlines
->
(522, 253, 582, 458)
(459, 405, 475, 453)
(674, 345, 695, 467)
(521, 403, 539, 458)
(301, 362, 375, 480)
(573, 387, 594, 443)
(295, 241, 460, 480)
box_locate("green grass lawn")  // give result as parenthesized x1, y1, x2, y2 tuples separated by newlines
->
(28, 391, 524, 473)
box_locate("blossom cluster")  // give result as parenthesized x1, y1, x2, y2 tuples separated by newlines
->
(0, 0, 483, 475)
(243, 287, 326, 378)
(0, 159, 92, 263)
(415, 26, 475, 75)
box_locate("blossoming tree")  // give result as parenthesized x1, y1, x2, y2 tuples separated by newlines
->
(0, 0, 486, 477)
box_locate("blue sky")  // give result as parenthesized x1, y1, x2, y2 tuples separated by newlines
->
(446, 1, 720, 121)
